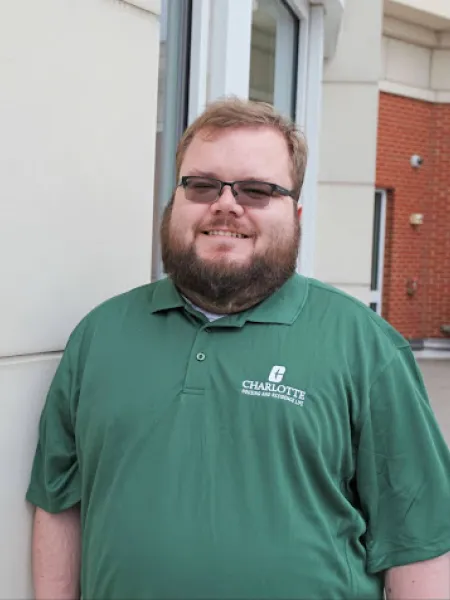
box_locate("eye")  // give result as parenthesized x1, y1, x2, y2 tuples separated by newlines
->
(239, 183, 272, 199)
(193, 182, 215, 189)
(187, 178, 218, 192)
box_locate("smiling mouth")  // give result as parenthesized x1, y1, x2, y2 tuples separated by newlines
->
(202, 230, 249, 239)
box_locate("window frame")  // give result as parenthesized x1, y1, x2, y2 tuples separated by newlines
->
(189, 0, 310, 124)
(152, 0, 192, 281)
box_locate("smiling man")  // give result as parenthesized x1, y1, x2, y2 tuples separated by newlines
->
(27, 98, 450, 600)
(161, 122, 301, 315)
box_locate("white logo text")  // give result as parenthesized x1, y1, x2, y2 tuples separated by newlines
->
(241, 367, 306, 407)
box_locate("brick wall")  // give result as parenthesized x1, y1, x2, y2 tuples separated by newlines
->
(376, 92, 450, 340)
(427, 104, 450, 338)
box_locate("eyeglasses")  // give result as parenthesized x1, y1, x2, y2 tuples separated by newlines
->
(178, 176, 296, 208)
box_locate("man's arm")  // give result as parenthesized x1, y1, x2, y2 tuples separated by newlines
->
(32, 505, 81, 600)
(385, 554, 450, 600)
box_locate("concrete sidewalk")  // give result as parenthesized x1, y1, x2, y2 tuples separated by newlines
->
(417, 360, 450, 445)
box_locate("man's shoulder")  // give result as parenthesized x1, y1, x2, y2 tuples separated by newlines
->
(65, 279, 163, 350)
(304, 277, 409, 352)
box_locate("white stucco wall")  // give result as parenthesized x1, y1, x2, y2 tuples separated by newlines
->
(314, 0, 383, 304)
(0, 1, 160, 596)
(432, 48, 450, 91)
(380, 17, 450, 103)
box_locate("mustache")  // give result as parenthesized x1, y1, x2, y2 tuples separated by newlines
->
(197, 217, 255, 237)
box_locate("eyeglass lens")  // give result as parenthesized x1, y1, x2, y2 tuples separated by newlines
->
(183, 177, 274, 207)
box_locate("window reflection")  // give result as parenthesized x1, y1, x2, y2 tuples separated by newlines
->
(250, 0, 299, 119)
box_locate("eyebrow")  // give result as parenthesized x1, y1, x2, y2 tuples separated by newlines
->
(185, 169, 272, 182)
(186, 169, 219, 179)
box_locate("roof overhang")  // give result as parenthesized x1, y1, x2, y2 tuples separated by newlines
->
(384, 0, 450, 32)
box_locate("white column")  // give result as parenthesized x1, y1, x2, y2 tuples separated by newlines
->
(299, 5, 325, 277)
(314, 0, 383, 304)
(208, 0, 253, 100)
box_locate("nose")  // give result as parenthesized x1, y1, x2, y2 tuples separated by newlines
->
(210, 184, 245, 217)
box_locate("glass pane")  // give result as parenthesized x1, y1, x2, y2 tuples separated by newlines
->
(250, 8, 277, 105)
(371, 191, 382, 291)
(249, 0, 299, 119)
(152, 0, 191, 281)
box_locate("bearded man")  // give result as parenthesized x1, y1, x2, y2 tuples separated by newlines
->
(27, 98, 450, 600)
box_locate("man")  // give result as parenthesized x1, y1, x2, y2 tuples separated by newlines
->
(27, 98, 450, 599)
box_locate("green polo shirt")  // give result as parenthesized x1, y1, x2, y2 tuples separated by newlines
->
(26, 274, 450, 599)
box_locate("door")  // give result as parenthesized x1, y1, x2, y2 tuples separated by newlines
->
(370, 189, 387, 315)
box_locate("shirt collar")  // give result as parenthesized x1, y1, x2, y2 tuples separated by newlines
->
(243, 273, 308, 325)
(149, 277, 185, 313)
(149, 273, 308, 326)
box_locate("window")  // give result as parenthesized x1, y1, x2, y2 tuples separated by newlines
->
(249, 0, 299, 119)
(152, 0, 192, 281)
(370, 190, 387, 314)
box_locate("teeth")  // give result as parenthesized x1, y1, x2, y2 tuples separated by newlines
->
(207, 231, 247, 239)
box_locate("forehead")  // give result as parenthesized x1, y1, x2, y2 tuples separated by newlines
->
(180, 126, 292, 185)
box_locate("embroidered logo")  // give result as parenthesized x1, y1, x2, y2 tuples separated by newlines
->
(268, 365, 286, 383)
(241, 367, 306, 407)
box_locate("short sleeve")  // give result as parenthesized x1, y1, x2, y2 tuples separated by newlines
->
(356, 345, 450, 573)
(26, 325, 84, 513)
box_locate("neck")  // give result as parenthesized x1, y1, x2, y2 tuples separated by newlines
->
(177, 286, 269, 315)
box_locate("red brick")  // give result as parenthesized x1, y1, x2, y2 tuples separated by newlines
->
(376, 93, 450, 339)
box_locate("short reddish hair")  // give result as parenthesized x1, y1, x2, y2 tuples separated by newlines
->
(175, 97, 308, 201)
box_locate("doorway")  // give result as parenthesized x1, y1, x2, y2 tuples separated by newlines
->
(370, 189, 387, 315)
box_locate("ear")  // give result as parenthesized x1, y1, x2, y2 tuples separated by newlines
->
(297, 204, 303, 221)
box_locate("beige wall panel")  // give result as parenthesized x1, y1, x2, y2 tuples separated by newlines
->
(0, 355, 61, 599)
(323, 0, 383, 83)
(319, 83, 380, 184)
(383, 16, 438, 48)
(314, 184, 375, 287)
(385, 38, 431, 88)
(431, 49, 450, 90)
(0, 0, 159, 357)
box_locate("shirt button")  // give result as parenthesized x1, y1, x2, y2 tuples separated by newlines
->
(196, 352, 206, 362)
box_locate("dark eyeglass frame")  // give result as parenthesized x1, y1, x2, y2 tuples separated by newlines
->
(177, 175, 296, 207)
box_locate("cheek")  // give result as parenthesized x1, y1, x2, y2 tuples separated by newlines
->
(171, 204, 202, 239)
(253, 214, 288, 243)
